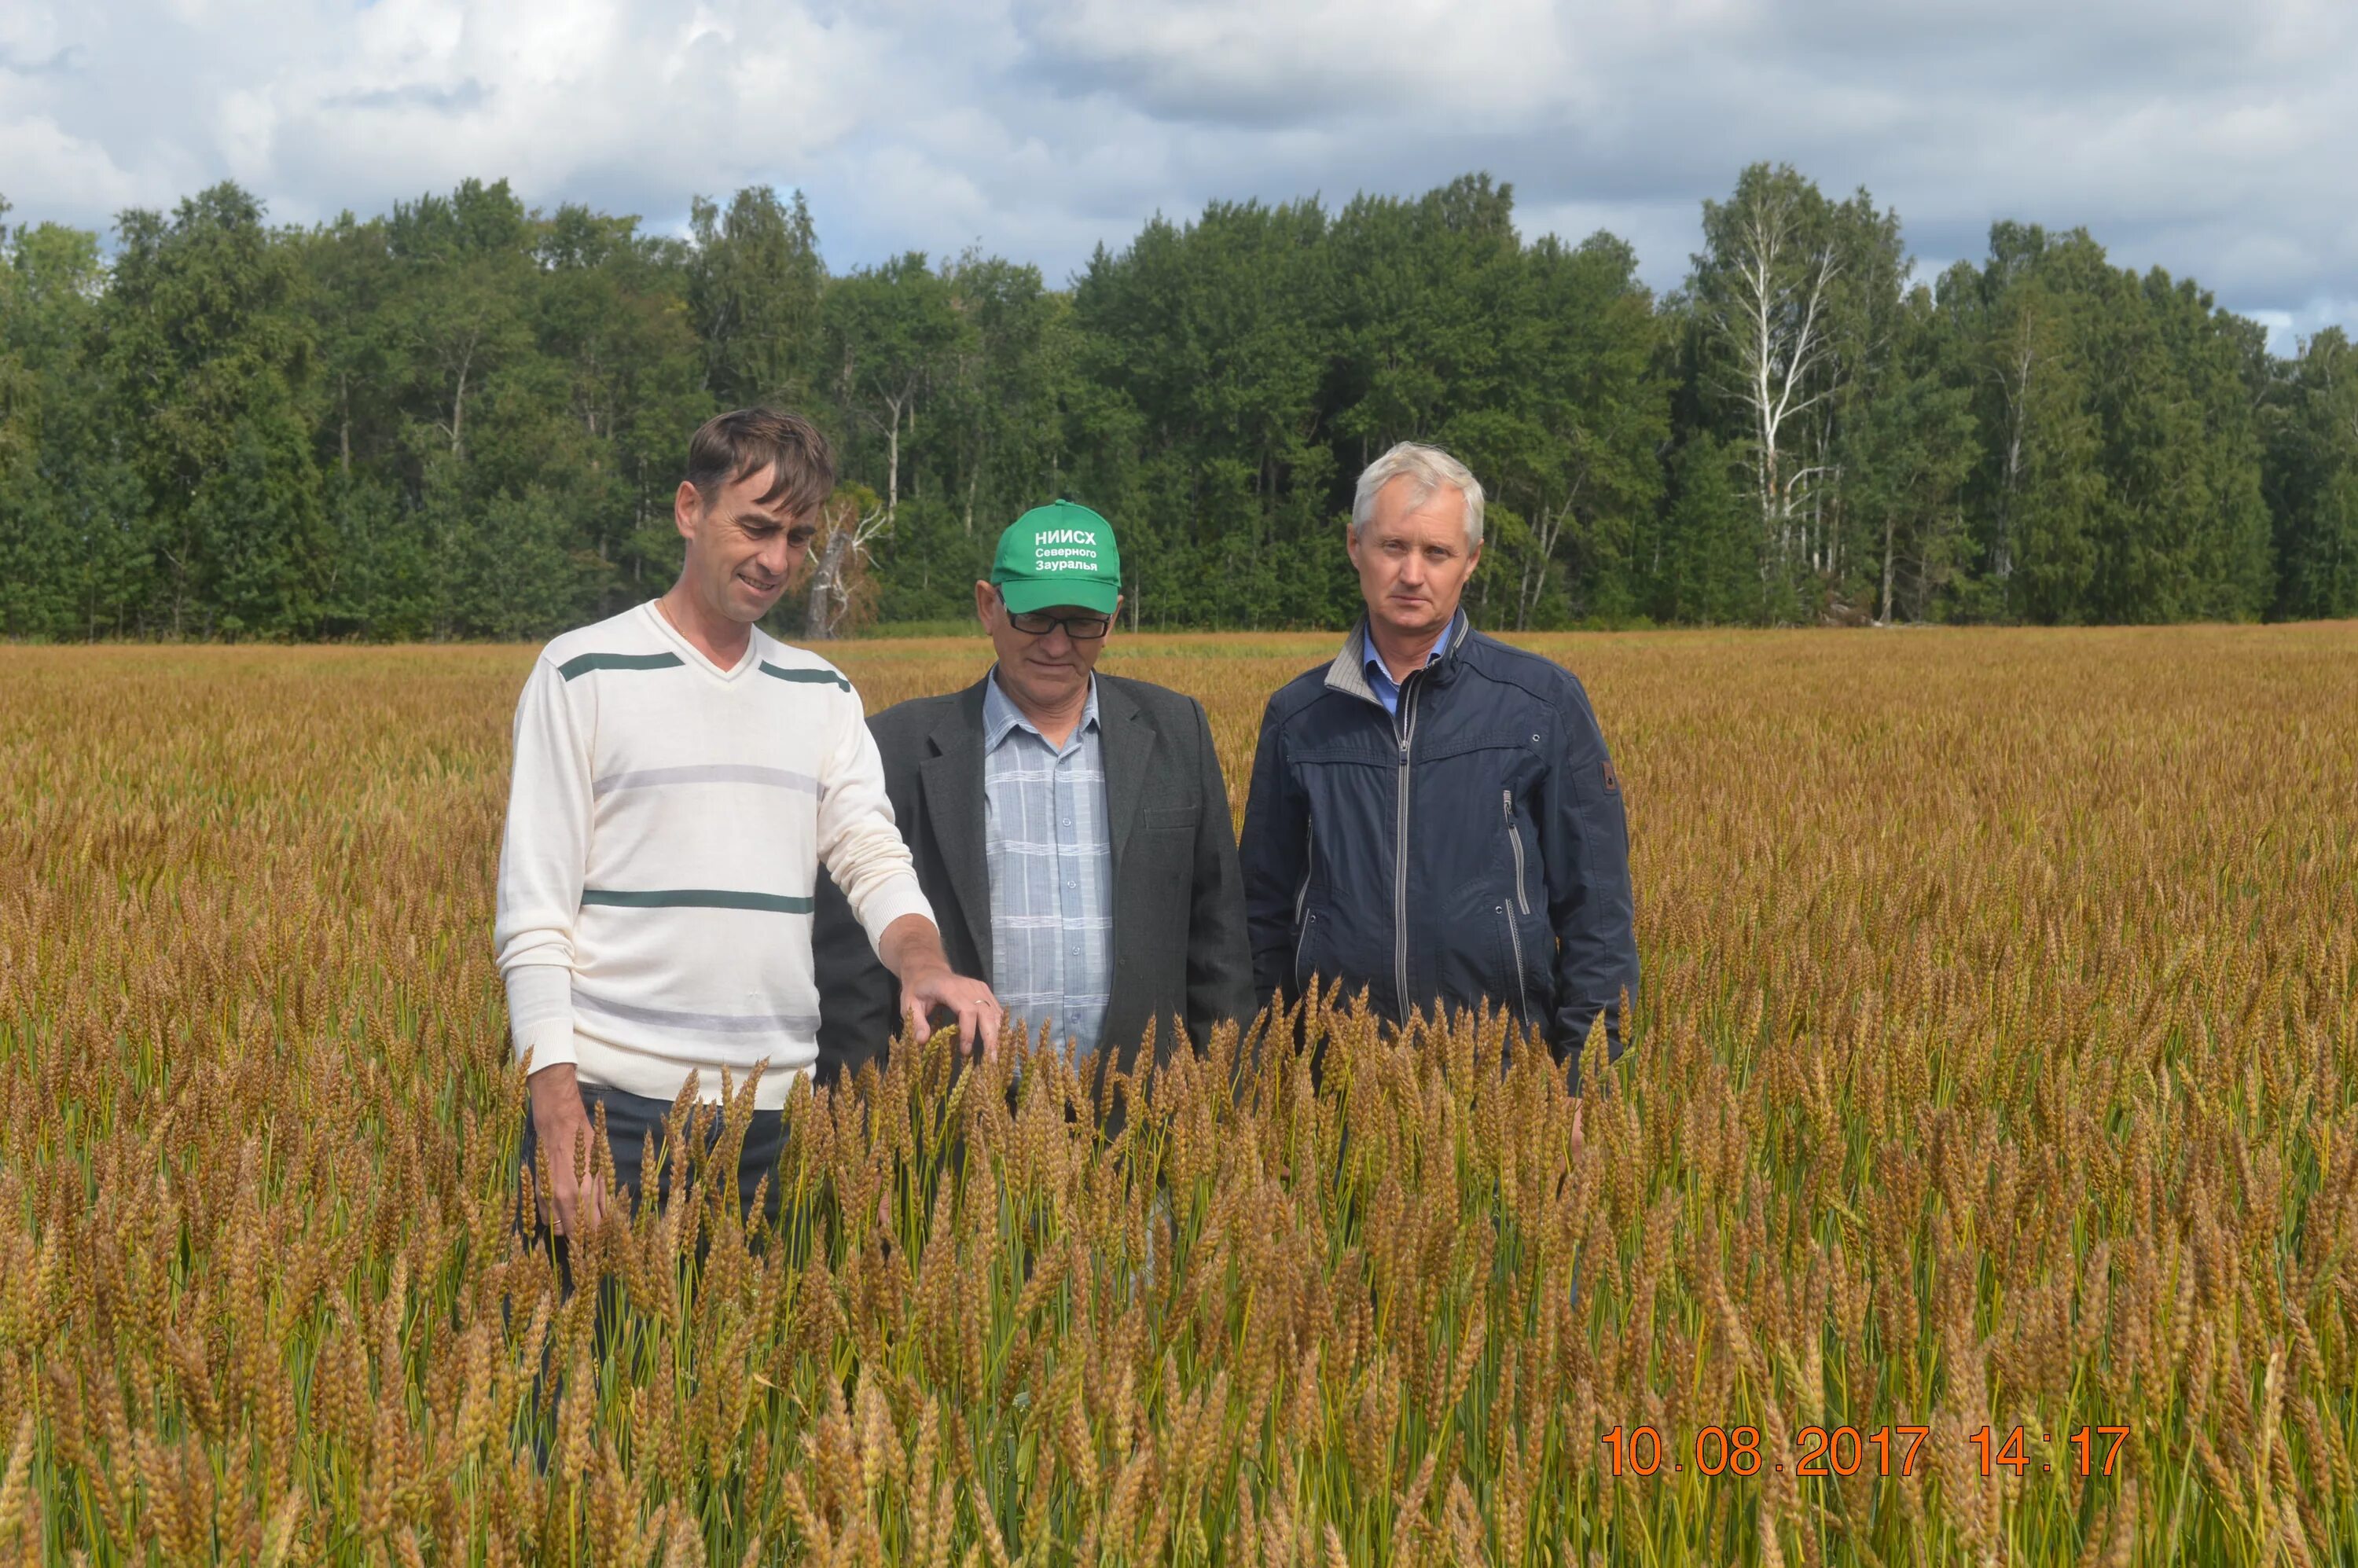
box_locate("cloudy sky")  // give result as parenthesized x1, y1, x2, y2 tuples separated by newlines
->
(4, 0, 2352, 345)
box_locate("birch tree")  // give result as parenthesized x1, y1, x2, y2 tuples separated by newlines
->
(386, 181, 534, 463)
(823, 255, 967, 527)
(1690, 164, 1843, 593)
(803, 486, 891, 639)
(1804, 189, 1908, 597)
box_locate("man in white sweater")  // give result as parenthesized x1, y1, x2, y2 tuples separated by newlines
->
(496, 408, 1001, 1236)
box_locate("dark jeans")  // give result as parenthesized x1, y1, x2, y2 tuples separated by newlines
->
(518, 1081, 788, 1256)
(512, 1082, 785, 1457)
(517, 1081, 788, 1404)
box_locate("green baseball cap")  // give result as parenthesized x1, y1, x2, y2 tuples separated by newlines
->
(990, 500, 1122, 615)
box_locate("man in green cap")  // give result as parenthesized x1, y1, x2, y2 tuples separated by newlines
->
(812, 501, 1253, 1101)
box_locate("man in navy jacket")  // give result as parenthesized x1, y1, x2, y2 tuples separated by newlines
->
(1239, 442, 1640, 1092)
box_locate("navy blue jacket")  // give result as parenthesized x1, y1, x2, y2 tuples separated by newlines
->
(1239, 615, 1638, 1073)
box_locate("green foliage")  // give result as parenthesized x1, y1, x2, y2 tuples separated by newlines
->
(1650, 434, 1757, 624)
(689, 185, 825, 411)
(99, 184, 315, 637)
(0, 169, 2344, 641)
(825, 255, 966, 518)
(2262, 329, 2358, 620)
(185, 403, 326, 637)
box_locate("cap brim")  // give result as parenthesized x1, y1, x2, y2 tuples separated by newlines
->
(997, 576, 1119, 615)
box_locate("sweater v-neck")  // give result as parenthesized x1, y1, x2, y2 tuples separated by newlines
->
(641, 600, 760, 682)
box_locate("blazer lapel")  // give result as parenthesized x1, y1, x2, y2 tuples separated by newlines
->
(1095, 678, 1162, 1091)
(920, 680, 994, 975)
(1096, 677, 1155, 884)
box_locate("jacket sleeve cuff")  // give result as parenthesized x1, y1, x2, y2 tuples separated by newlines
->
(854, 875, 938, 957)
(504, 964, 578, 1074)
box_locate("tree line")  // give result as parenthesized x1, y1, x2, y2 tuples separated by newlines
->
(2, 165, 2352, 641)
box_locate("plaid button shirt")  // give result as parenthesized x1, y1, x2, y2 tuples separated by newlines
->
(982, 673, 1113, 1059)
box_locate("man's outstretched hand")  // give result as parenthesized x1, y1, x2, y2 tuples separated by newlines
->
(879, 913, 1004, 1058)
(527, 1062, 607, 1236)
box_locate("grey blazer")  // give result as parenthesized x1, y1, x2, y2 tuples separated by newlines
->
(812, 670, 1254, 1096)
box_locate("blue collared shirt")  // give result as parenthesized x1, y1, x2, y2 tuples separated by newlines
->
(1362, 615, 1460, 717)
(980, 672, 1114, 1059)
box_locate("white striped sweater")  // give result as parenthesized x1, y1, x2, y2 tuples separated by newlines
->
(494, 601, 933, 1107)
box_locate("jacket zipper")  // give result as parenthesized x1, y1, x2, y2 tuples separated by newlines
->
(1293, 810, 1314, 992)
(1503, 902, 1532, 1026)
(1393, 676, 1422, 1018)
(1502, 789, 1530, 916)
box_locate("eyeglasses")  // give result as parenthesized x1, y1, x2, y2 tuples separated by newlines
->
(1005, 609, 1112, 639)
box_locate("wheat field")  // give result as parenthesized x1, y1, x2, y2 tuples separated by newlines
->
(2, 625, 2354, 1566)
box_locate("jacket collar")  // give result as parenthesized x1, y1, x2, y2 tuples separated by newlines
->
(1324, 610, 1470, 705)
(1093, 677, 1151, 882)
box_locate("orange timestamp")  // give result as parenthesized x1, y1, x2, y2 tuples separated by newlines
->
(1600, 1424, 2132, 1478)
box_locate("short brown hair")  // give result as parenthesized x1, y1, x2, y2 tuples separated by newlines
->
(684, 408, 836, 518)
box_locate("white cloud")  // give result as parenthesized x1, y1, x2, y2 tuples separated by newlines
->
(0, 0, 2350, 343)
(1012, 0, 1592, 126)
(0, 112, 145, 215)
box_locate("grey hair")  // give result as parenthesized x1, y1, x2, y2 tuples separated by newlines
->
(1350, 441, 1485, 549)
